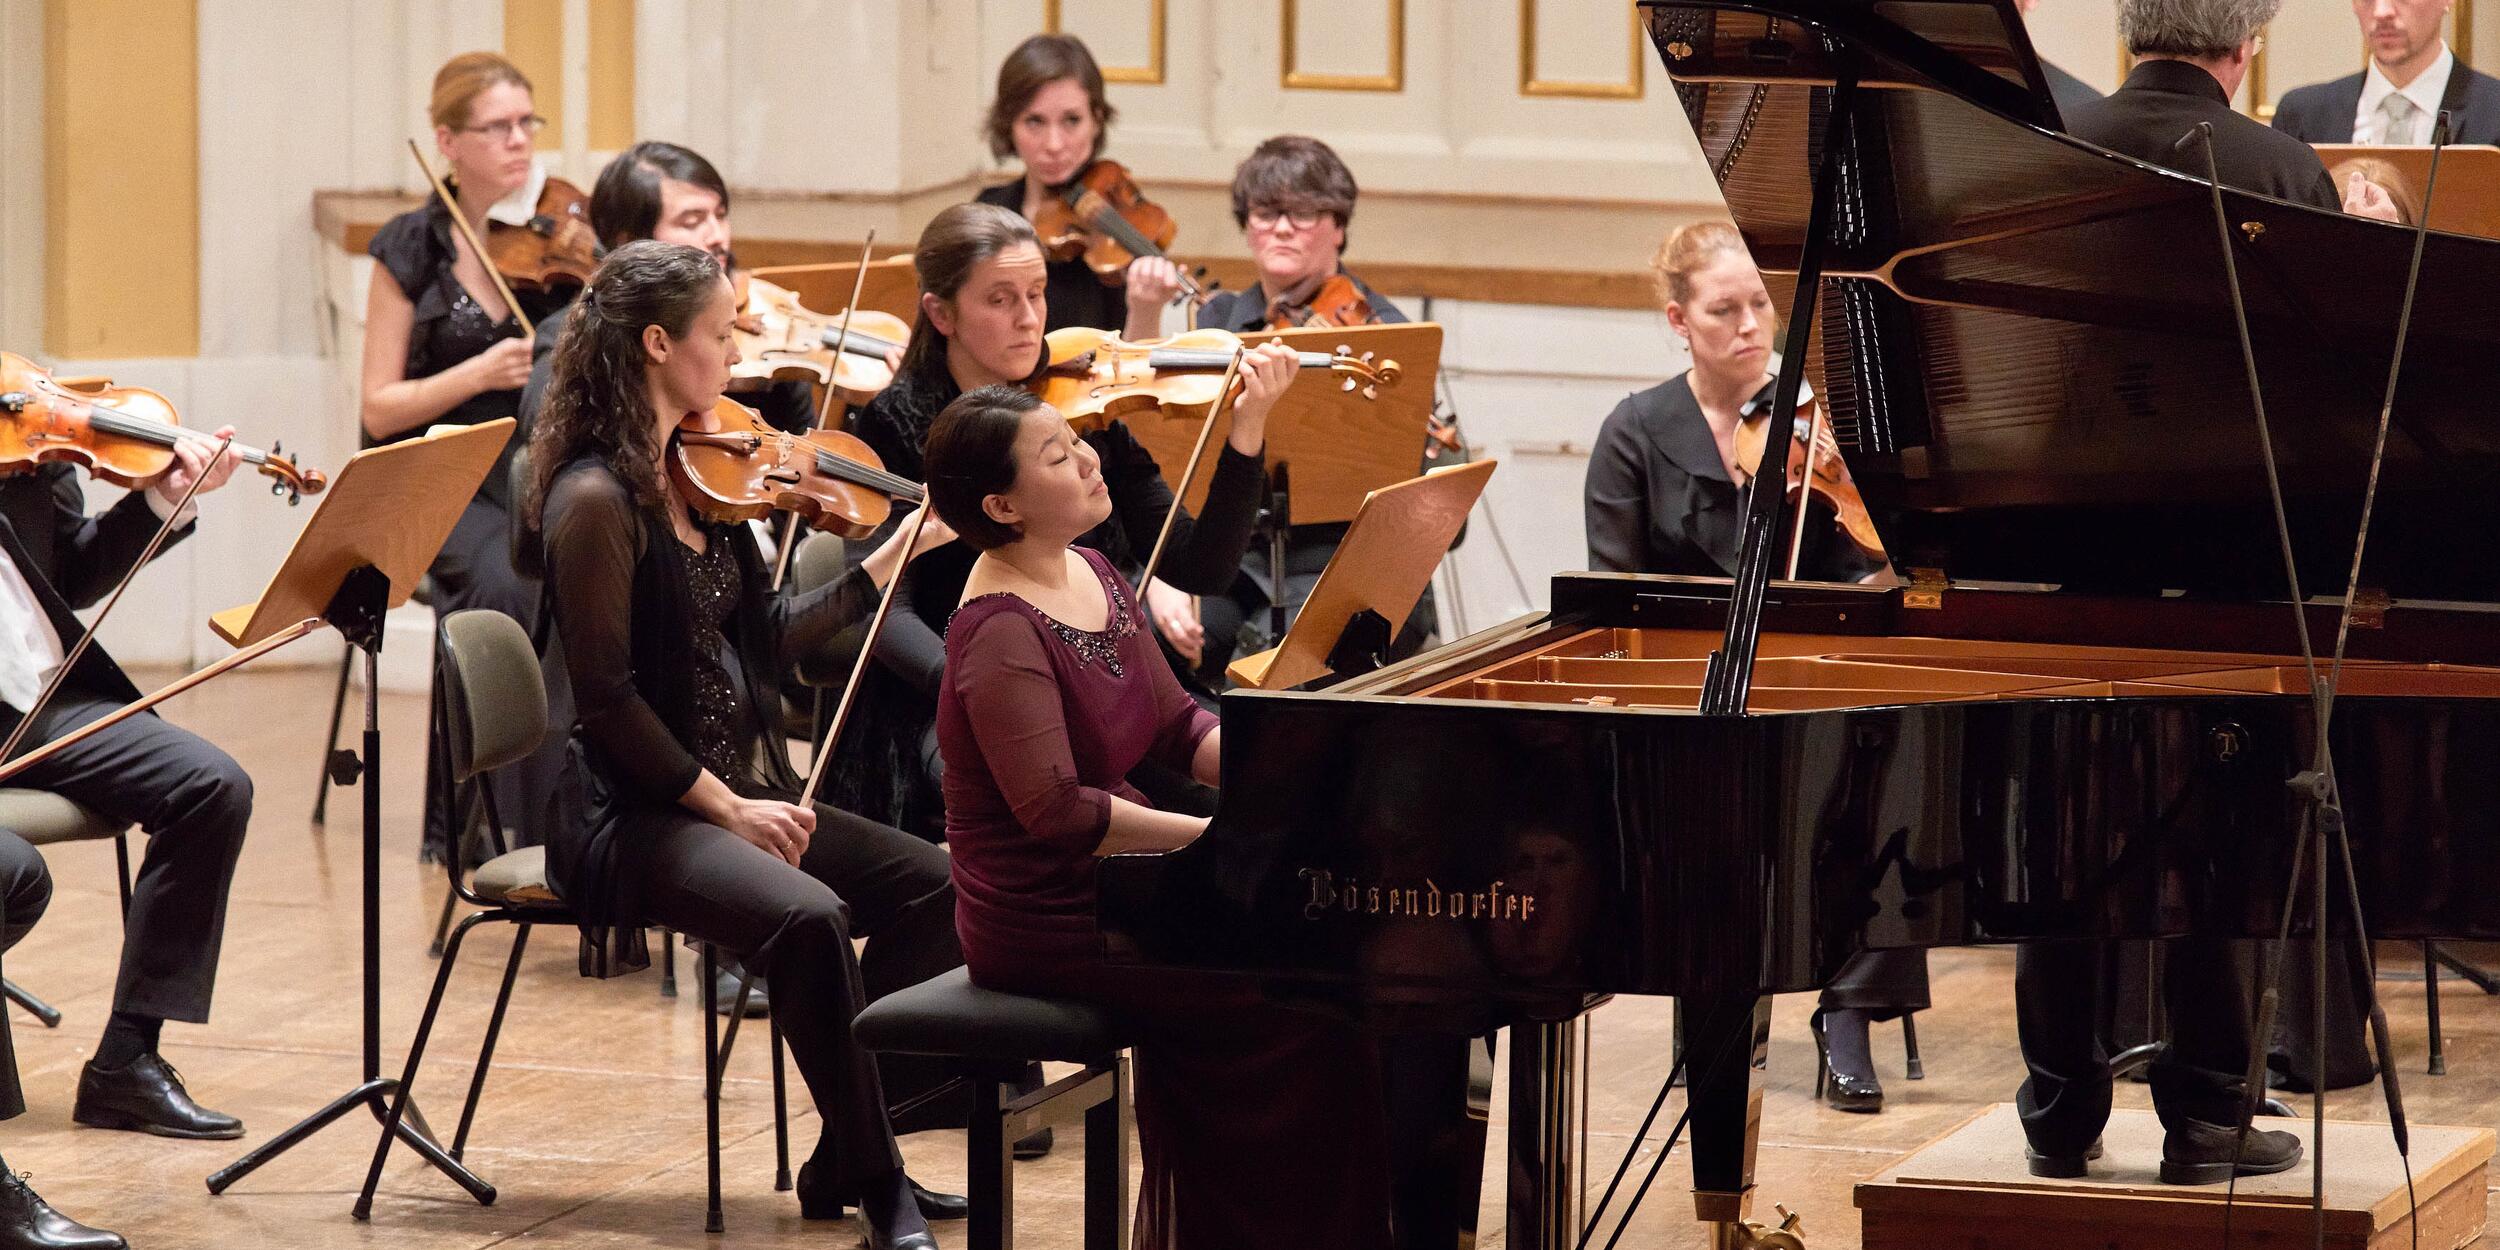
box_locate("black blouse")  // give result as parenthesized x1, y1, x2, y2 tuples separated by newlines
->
(537, 458, 878, 968)
(975, 178, 1131, 334)
(367, 198, 572, 508)
(1584, 373, 1886, 582)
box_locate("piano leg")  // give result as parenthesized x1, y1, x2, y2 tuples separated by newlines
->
(1504, 1020, 1586, 1250)
(1682, 994, 1773, 1234)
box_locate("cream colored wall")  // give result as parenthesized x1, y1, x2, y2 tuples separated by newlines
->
(0, 0, 41, 354)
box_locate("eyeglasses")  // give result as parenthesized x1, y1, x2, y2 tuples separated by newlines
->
(1247, 206, 1330, 231)
(457, 115, 548, 141)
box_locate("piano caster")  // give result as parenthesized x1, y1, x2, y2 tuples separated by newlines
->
(1710, 1204, 1806, 1250)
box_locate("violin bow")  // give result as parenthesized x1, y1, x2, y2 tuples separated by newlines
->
(0, 618, 324, 785)
(772, 232, 881, 592)
(407, 139, 534, 348)
(797, 498, 937, 809)
(1134, 344, 1247, 595)
(0, 435, 234, 769)
(1784, 402, 1822, 581)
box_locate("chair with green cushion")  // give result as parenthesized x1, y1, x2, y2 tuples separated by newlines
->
(352, 609, 793, 1230)
(0, 789, 135, 1028)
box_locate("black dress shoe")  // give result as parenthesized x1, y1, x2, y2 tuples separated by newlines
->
(1808, 1011, 1882, 1113)
(0, 1171, 126, 1249)
(2024, 1136, 2105, 1179)
(911, 1180, 968, 1221)
(2160, 1118, 2302, 1186)
(1013, 1126, 1054, 1160)
(73, 1054, 242, 1140)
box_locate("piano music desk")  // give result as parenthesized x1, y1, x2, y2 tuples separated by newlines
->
(1854, 1103, 2494, 1250)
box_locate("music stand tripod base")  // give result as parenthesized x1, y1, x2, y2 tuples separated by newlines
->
(199, 420, 515, 1212)
(205, 566, 493, 1208)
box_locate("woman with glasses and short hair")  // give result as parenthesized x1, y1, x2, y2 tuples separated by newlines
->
(359, 51, 573, 861)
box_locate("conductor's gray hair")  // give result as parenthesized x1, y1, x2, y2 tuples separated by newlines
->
(2119, 0, 2280, 57)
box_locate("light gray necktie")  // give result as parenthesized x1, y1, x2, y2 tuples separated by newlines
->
(2379, 92, 2424, 145)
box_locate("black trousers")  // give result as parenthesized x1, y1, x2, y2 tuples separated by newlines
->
(0, 831, 54, 1120)
(11, 694, 248, 1026)
(424, 494, 566, 855)
(2015, 937, 2249, 1153)
(1818, 949, 1930, 1019)
(625, 797, 958, 1194)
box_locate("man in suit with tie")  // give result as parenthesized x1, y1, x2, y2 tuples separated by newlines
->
(0, 424, 258, 1175)
(2273, 0, 2500, 145)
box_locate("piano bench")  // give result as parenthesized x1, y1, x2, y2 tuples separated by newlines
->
(856, 968, 1129, 1250)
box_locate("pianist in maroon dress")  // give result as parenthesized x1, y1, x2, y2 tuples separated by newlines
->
(927, 383, 1393, 1249)
(1583, 220, 1929, 1113)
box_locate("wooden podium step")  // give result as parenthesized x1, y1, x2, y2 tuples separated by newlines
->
(1854, 1104, 2493, 1250)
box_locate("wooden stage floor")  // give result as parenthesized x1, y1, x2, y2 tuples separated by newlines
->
(0, 667, 2491, 1248)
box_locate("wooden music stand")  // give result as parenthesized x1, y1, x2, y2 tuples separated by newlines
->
(1123, 321, 1442, 524)
(205, 419, 513, 1210)
(1227, 458, 1495, 691)
(2311, 144, 2500, 239)
(747, 255, 921, 323)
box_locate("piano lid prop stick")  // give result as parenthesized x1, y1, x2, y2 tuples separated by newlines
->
(798, 499, 937, 810)
(408, 140, 533, 348)
(1134, 344, 1244, 596)
(0, 434, 233, 770)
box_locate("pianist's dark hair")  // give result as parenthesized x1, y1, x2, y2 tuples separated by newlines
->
(924, 384, 1048, 551)
(2117, 0, 2278, 58)
(1649, 221, 1749, 308)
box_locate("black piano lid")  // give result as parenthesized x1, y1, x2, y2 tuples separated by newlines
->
(1645, 0, 2500, 603)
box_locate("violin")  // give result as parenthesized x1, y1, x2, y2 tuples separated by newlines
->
(1732, 387, 1886, 572)
(485, 175, 599, 294)
(1261, 275, 1467, 458)
(1030, 161, 1204, 300)
(0, 352, 326, 503)
(1032, 327, 1398, 431)
(669, 397, 921, 541)
(729, 272, 911, 408)
(1263, 274, 1376, 331)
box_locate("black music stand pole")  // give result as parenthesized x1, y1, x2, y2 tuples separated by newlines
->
(206, 566, 495, 1206)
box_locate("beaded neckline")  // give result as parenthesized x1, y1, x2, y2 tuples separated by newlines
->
(953, 555, 1136, 676)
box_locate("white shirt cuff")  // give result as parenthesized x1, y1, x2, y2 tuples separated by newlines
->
(144, 484, 200, 531)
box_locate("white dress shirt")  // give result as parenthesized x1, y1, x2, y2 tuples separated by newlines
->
(0, 485, 195, 713)
(2356, 44, 2455, 145)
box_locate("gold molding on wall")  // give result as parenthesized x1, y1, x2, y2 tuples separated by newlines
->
(45, 0, 199, 357)
(504, 0, 565, 145)
(1521, 0, 1645, 99)
(588, 0, 636, 150)
(1283, 0, 1406, 91)
(1044, 0, 1168, 85)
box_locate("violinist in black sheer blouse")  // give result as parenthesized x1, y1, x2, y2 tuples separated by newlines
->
(363, 51, 572, 862)
(977, 33, 1185, 338)
(524, 240, 966, 1250)
(1583, 222, 1927, 1113)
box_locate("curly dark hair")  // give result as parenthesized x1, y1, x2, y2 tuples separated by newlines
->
(525, 239, 725, 531)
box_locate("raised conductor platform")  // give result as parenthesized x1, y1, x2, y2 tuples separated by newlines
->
(1854, 1104, 2495, 1250)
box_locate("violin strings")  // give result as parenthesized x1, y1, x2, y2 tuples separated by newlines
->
(42, 396, 273, 465)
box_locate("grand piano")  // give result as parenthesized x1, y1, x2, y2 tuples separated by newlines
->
(1099, 2, 2500, 1245)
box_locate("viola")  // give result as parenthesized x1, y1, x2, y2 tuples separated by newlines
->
(1030, 161, 1204, 301)
(1032, 327, 1399, 431)
(729, 272, 911, 408)
(669, 397, 921, 541)
(485, 175, 599, 294)
(1732, 389, 1885, 570)
(0, 351, 326, 503)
